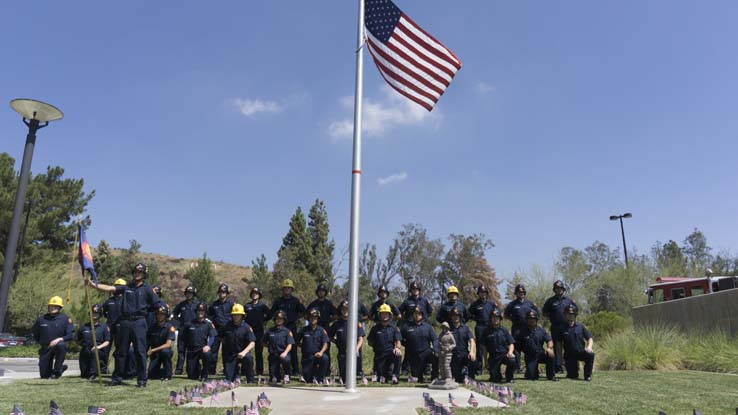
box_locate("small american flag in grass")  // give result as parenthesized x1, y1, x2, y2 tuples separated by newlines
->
(468, 393, 478, 408)
(86, 406, 106, 415)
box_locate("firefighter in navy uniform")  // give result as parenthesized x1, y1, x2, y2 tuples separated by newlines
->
(436, 286, 470, 325)
(518, 310, 556, 381)
(504, 284, 539, 371)
(102, 278, 127, 374)
(469, 284, 501, 378)
(448, 307, 476, 383)
(307, 284, 337, 375)
(398, 281, 433, 374)
(561, 305, 595, 381)
(76, 304, 111, 380)
(401, 306, 439, 383)
(270, 279, 306, 375)
(172, 285, 202, 375)
(146, 285, 164, 328)
(86, 263, 160, 387)
(185, 303, 216, 381)
(481, 309, 516, 383)
(263, 310, 296, 384)
(32, 296, 74, 379)
(367, 304, 402, 384)
(297, 308, 330, 384)
(208, 283, 235, 375)
(329, 300, 365, 384)
(369, 285, 400, 322)
(147, 304, 176, 380)
(542, 280, 579, 373)
(244, 287, 271, 378)
(222, 303, 256, 383)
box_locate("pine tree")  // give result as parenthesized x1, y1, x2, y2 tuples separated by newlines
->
(184, 253, 217, 303)
(307, 199, 335, 287)
(278, 207, 313, 273)
(505, 272, 524, 301)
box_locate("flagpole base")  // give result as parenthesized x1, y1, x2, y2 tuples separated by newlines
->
(343, 388, 359, 394)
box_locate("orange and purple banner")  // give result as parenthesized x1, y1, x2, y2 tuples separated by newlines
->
(78, 224, 98, 283)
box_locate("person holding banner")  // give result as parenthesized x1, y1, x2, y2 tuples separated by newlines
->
(76, 304, 111, 380)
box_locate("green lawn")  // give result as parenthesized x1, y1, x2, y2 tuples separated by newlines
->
(2, 371, 737, 415)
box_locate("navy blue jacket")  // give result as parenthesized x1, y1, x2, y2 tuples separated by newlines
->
(148, 321, 176, 349)
(209, 297, 235, 330)
(102, 296, 122, 328)
(368, 323, 401, 356)
(469, 299, 502, 326)
(222, 320, 256, 359)
(400, 321, 438, 354)
(398, 296, 433, 324)
(264, 326, 295, 355)
(32, 313, 74, 348)
(114, 283, 160, 319)
(561, 323, 592, 354)
(481, 325, 514, 355)
(504, 299, 539, 329)
(518, 326, 552, 355)
(542, 295, 578, 326)
(271, 296, 306, 324)
(436, 301, 470, 325)
(172, 299, 204, 330)
(450, 323, 474, 357)
(298, 324, 330, 356)
(329, 319, 365, 354)
(185, 319, 216, 351)
(307, 298, 337, 327)
(244, 301, 272, 331)
(76, 322, 111, 349)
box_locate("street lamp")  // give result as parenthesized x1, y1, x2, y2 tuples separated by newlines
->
(0, 99, 63, 332)
(609, 212, 632, 267)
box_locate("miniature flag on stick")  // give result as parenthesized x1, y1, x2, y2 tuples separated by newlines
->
(86, 406, 106, 415)
(49, 401, 64, 415)
(448, 393, 460, 408)
(468, 393, 478, 408)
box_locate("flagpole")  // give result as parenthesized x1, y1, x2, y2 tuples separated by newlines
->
(345, 0, 365, 393)
(65, 224, 80, 307)
(83, 272, 103, 385)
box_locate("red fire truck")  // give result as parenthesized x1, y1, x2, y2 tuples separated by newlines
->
(646, 275, 738, 304)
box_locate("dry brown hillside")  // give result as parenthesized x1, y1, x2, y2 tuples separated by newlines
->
(120, 250, 253, 305)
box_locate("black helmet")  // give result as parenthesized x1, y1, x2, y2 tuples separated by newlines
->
(526, 310, 539, 320)
(196, 303, 207, 312)
(449, 307, 461, 316)
(564, 304, 578, 315)
(477, 284, 489, 294)
(250, 287, 262, 297)
(553, 280, 566, 291)
(515, 284, 526, 294)
(308, 308, 321, 318)
(377, 285, 389, 296)
(412, 306, 424, 315)
(218, 283, 230, 294)
(91, 304, 102, 315)
(409, 281, 420, 291)
(274, 310, 287, 321)
(132, 262, 147, 277)
(490, 309, 502, 320)
(184, 285, 197, 295)
(156, 304, 169, 315)
(338, 300, 349, 310)
(153, 285, 162, 297)
(315, 284, 328, 295)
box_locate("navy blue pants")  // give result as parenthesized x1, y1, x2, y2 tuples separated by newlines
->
(409, 349, 438, 383)
(524, 350, 555, 380)
(38, 343, 67, 379)
(268, 353, 292, 381)
(252, 329, 265, 376)
(175, 329, 187, 373)
(302, 353, 329, 383)
(337, 351, 362, 383)
(488, 352, 516, 383)
(113, 318, 148, 383)
(473, 324, 488, 378)
(450, 353, 473, 383)
(373, 351, 401, 381)
(551, 323, 567, 371)
(186, 349, 211, 380)
(285, 322, 300, 374)
(223, 354, 254, 382)
(79, 347, 109, 378)
(565, 351, 595, 379)
(148, 349, 173, 379)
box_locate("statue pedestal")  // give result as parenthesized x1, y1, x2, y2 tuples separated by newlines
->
(428, 379, 459, 390)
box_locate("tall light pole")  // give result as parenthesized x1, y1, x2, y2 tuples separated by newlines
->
(0, 99, 63, 332)
(609, 212, 632, 267)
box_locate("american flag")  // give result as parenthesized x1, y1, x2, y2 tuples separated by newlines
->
(497, 392, 508, 405)
(191, 391, 203, 404)
(448, 393, 460, 408)
(210, 389, 220, 406)
(11, 404, 24, 415)
(86, 406, 106, 415)
(49, 401, 63, 415)
(365, 0, 461, 111)
(231, 391, 237, 406)
(257, 392, 271, 408)
(169, 391, 177, 405)
(245, 401, 259, 415)
(175, 391, 182, 406)
(468, 393, 478, 408)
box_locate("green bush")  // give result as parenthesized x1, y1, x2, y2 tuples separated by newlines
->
(598, 324, 683, 371)
(682, 330, 738, 373)
(580, 311, 630, 339)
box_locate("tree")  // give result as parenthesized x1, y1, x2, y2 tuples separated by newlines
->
(394, 224, 445, 299)
(93, 240, 117, 283)
(249, 254, 272, 301)
(652, 240, 687, 276)
(584, 242, 621, 275)
(683, 228, 712, 275)
(505, 272, 525, 301)
(307, 199, 335, 287)
(555, 247, 590, 293)
(0, 153, 95, 265)
(184, 253, 217, 303)
(278, 207, 313, 273)
(439, 234, 500, 305)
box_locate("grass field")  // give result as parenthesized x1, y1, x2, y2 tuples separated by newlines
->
(1, 370, 737, 415)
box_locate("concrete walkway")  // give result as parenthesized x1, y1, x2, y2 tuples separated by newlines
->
(0, 357, 80, 384)
(187, 386, 506, 415)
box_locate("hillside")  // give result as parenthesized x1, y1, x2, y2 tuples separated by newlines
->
(116, 250, 254, 305)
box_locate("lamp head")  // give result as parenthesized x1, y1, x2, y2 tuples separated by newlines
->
(10, 99, 63, 122)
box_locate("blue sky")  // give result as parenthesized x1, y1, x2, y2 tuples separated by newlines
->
(1, 1, 737, 282)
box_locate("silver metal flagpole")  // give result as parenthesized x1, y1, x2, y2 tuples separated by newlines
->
(345, 0, 365, 393)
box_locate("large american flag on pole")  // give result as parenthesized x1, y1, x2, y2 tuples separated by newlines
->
(365, 0, 462, 111)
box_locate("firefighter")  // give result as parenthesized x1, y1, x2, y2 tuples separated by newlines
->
(102, 278, 127, 374)
(505, 284, 538, 371)
(244, 287, 271, 378)
(561, 305, 594, 381)
(172, 285, 202, 375)
(367, 304, 402, 384)
(542, 280, 579, 372)
(307, 284, 337, 374)
(481, 309, 516, 383)
(449, 307, 476, 383)
(401, 306, 438, 383)
(263, 310, 295, 384)
(297, 308, 330, 384)
(147, 304, 175, 380)
(270, 279, 306, 375)
(32, 296, 74, 379)
(369, 285, 400, 322)
(208, 283, 235, 375)
(436, 286, 470, 325)
(222, 303, 256, 383)
(518, 310, 556, 381)
(76, 304, 111, 380)
(146, 285, 164, 328)
(329, 300, 365, 384)
(398, 281, 433, 374)
(185, 303, 216, 381)
(469, 284, 501, 378)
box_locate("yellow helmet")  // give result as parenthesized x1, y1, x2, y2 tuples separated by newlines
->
(231, 304, 246, 315)
(447, 286, 460, 295)
(48, 296, 64, 307)
(114, 278, 127, 286)
(378, 304, 392, 314)
(282, 279, 295, 288)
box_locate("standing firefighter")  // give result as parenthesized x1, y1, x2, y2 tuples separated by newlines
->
(172, 285, 202, 376)
(469, 284, 500, 378)
(561, 305, 595, 381)
(208, 283, 234, 375)
(519, 310, 556, 381)
(222, 303, 256, 383)
(481, 309, 516, 383)
(76, 304, 111, 380)
(436, 286, 470, 325)
(32, 296, 74, 379)
(369, 285, 400, 322)
(401, 306, 439, 383)
(297, 308, 330, 384)
(270, 279, 306, 376)
(398, 281, 433, 375)
(102, 278, 127, 374)
(307, 284, 337, 374)
(147, 304, 175, 380)
(264, 310, 295, 385)
(85, 263, 160, 387)
(185, 303, 216, 381)
(244, 287, 271, 378)
(449, 306, 476, 383)
(542, 280, 578, 373)
(367, 304, 402, 384)
(504, 284, 538, 370)
(330, 300, 365, 384)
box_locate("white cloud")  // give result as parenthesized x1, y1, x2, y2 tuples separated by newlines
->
(377, 171, 408, 187)
(328, 86, 441, 140)
(476, 82, 495, 94)
(231, 98, 282, 117)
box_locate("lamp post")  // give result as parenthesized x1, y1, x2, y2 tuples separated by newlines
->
(609, 212, 632, 267)
(0, 99, 63, 332)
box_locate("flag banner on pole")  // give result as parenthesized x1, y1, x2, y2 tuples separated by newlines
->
(78, 225, 97, 284)
(365, 0, 462, 111)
